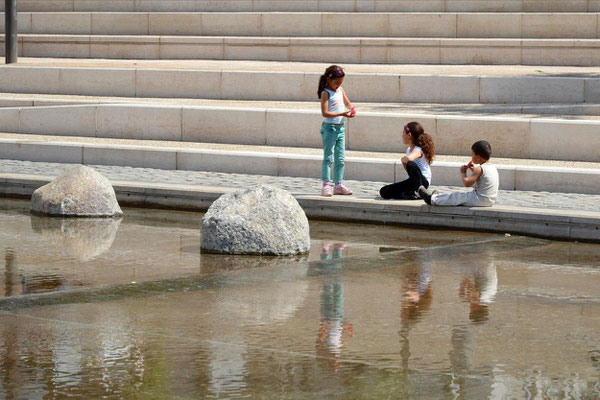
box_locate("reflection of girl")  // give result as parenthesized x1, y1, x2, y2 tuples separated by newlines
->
(314, 242, 354, 372)
(398, 261, 433, 373)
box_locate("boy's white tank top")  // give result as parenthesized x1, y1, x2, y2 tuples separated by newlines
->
(323, 88, 345, 124)
(474, 163, 499, 199)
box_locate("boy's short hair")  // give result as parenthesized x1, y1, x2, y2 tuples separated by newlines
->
(471, 140, 492, 160)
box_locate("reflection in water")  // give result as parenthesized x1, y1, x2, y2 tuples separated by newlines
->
(446, 255, 497, 399)
(4, 249, 16, 297)
(310, 243, 355, 373)
(399, 255, 433, 373)
(30, 216, 121, 262)
(1, 200, 600, 399)
(458, 258, 497, 324)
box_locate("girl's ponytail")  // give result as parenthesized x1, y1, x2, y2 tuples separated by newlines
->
(406, 121, 436, 165)
(317, 74, 327, 99)
(416, 132, 436, 165)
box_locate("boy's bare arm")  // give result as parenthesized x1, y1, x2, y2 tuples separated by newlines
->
(460, 163, 483, 187)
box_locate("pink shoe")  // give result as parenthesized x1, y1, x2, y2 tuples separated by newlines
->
(333, 183, 353, 195)
(321, 185, 333, 197)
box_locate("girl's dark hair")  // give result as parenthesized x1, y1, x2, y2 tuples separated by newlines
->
(317, 65, 345, 99)
(405, 122, 435, 164)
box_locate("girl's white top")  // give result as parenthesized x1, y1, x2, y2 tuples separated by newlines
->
(408, 146, 432, 184)
(474, 163, 499, 200)
(323, 88, 345, 124)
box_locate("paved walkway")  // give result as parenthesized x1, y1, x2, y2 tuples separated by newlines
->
(1, 159, 599, 213)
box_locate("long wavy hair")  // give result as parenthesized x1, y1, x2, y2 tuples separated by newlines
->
(405, 122, 435, 164)
(317, 65, 345, 99)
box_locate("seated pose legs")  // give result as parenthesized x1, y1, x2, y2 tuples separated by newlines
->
(380, 161, 429, 200)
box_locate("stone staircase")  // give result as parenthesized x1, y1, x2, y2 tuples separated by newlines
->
(0, 0, 599, 194)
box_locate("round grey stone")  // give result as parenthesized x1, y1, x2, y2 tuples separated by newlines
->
(30, 165, 123, 217)
(201, 185, 310, 255)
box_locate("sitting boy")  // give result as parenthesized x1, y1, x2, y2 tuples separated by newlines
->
(419, 140, 498, 207)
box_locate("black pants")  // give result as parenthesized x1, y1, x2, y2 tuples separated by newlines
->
(379, 161, 429, 200)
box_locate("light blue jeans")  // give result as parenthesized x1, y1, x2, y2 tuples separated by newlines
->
(320, 123, 345, 183)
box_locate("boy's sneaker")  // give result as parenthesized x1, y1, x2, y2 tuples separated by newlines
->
(418, 186, 437, 205)
(321, 185, 333, 197)
(333, 183, 353, 195)
(401, 191, 420, 200)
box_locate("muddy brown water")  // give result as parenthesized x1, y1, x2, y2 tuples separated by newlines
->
(1, 198, 599, 399)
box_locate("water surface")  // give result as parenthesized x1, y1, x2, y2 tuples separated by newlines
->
(1, 198, 599, 399)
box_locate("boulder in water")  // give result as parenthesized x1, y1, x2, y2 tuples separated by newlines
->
(201, 185, 310, 255)
(30, 166, 122, 217)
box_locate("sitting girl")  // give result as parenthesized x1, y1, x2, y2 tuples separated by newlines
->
(379, 122, 435, 200)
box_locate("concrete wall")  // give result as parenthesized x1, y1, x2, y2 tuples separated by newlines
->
(0, 66, 599, 103)
(1, 0, 598, 12)
(2, 12, 599, 38)
(4, 35, 600, 66)
(1, 104, 600, 162)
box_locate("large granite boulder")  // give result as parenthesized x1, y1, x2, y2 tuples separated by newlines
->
(31, 166, 122, 217)
(201, 185, 310, 255)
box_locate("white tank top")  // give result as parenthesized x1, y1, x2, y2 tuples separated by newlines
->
(407, 146, 432, 184)
(474, 163, 499, 200)
(323, 88, 345, 124)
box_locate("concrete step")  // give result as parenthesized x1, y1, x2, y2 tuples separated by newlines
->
(3, 93, 600, 117)
(3, 170, 599, 242)
(1, 132, 599, 194)
(2, 12, 600, 39)
(1, 103, 600, 162)
(0, 62, 598, 104)
(2, 0, 599, 13)
(4, 34, 600, 66)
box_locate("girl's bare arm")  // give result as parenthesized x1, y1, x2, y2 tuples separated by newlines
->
(401, 148, 423, 168)
(341, 87, 353, 109)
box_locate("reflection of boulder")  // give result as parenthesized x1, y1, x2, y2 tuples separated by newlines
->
(201, 185, 310, 255)
(202, 254, 310, 324)
(31, 216, 121, 261)
(201, 253, 309, 274)
(31, 166, 122, 217)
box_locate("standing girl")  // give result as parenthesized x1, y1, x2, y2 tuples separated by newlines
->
(318, 65, 356, 197)
(379, 122, 435, 200)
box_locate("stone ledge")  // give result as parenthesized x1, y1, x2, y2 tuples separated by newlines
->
(3, 104, 600, 161)
(0, 138, 599, 194)
(1, 173, 598, 242)
(5, 35, 600, 66)
(1, 0, 598, 13)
